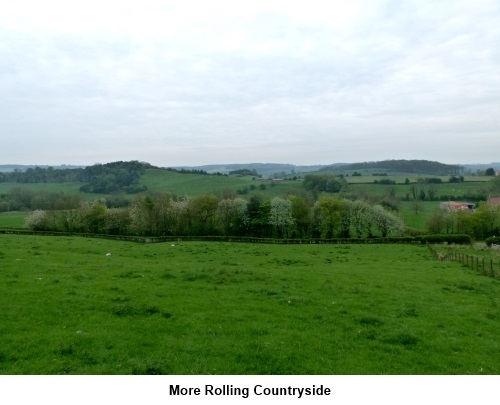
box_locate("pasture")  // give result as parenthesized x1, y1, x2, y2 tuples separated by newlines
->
(1, 235, 499, 374)
(0, 212, 27, 229)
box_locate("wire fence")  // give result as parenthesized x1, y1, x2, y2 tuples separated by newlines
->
(429, 245, 500, 279)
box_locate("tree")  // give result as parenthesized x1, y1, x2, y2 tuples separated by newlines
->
(103, 209, 130, 235)
(467, 203, 499, 239)
(25, 210, 48, 230)
(412, 198, 423, 215)
(217, 198, 249, 236)
(350, 200, 372, 238)
(247, 196, 270, 237)
(372, 205, 404, 237)
(485, 168, 495, 176)
(312, 196, 349, 238)
(188, 195, 219, 235)
(83, 202, 107, 233)
(171, 198, 190, 235)
(128, 198, 153, 235)
(289, 195, 312, 238)
(268, 197, 295, 238)
(427, 186, 437, 201)
(303, 174, 347, 193)
(425, 209, 447, 234)
(491, 175, 500, 194)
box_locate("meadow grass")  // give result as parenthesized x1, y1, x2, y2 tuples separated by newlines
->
(399, 201, 440, 230)
(140, 168, 304, 198)
(349, 180, 491, 200)
(0, 212, 28, 229)
(433, 243, 500, 261)
(1, 235, 499, 375)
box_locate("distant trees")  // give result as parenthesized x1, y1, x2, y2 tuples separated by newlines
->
(0, 188, 83, 212)
(0, 166, 82, 183)
(228, 169, 261, 178)
(78, 161, 150, 194)
(425, 203, 500, 240)
(491, 176, 500, 194)
(303, 174, 347, 193)
(0, 161, 153, 195)
(323, 159, 463, 176)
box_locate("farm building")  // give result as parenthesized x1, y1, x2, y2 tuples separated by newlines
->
(440, 201, 476, 211)
(488, 197, 500, 206)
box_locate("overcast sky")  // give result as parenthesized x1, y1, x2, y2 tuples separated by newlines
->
(1, 0, 499, 166)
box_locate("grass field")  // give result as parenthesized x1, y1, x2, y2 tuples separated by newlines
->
(1, 235, 499, 375)
(140, 168, 305, 198)
(0, 212, 28, 229)
(348, 180, 492, 199)
(399, 201, 440, 230)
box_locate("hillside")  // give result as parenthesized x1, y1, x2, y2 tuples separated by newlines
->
(172, 163, 333, 178)
(0, 164, 85, 173)
(321, 159, 463, 176)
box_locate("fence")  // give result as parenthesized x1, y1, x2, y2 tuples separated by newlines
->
(0, 228, 472, 246)
(429, 245, 500, 279)
(0, 229, 424, 245)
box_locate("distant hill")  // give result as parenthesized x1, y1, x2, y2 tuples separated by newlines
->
(320, 160, 463, 176)
(0, 164, 85, 173)
(171, 163, 332, 178)
(462, 163, 500, 174)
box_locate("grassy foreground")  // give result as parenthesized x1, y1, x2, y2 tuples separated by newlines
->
(1, 235, 499, 375)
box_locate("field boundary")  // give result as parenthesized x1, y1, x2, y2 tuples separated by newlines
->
(0, 228, 428, 245)
(428, 245, 500, 278)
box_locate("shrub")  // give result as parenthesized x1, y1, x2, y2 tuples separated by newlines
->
(485, 236, 500, 247)
(419, 234, 472, 245)
(24, 210, 49, 231)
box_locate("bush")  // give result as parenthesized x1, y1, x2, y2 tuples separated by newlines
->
(485, 236, 500, 247)
(24, 210, 49, 231)
(419, 234, 472, 245)
(374, 179, 396, 185)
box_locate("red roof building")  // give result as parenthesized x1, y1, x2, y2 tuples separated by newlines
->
(440, 201, 476, 211)
(488, 197, 500, 205)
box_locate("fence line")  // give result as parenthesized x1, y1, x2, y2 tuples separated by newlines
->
(0, 228, 426, 245)
(428, 246, 500, 279)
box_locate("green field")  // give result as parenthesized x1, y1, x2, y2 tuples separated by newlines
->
(0, 212, 28, 229)
(1, 235, 499, 374)
(140, 168, 304, 198)
(399, 201, 441, 230)
(348, 181, 491, 199)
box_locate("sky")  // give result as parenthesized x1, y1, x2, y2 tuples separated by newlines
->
(1, 0, 499, 167)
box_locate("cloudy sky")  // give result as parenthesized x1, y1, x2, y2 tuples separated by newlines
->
(1, 0, 499, 166)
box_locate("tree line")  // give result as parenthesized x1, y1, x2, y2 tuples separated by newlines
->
(426, 202, 500, 240)
(0, 188, 131, 213)
(322, 159, 464, 175)
(25, 193, 405, 239)
(0, 161, 153, 194)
